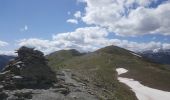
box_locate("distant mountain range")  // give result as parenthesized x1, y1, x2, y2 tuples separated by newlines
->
(139, 49, 170, 64)
(0, 55, 15, 70)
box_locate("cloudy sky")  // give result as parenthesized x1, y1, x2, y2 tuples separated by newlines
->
(0, 0, 170, 55)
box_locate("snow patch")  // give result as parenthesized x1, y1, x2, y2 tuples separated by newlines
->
(130, 52, 142, 57)
(116, 68, 128, 75)
(116, 68, 170, 100)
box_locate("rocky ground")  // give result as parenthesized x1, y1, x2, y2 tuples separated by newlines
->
(0, 46, 99, 100)
(0, 69, 98, 100)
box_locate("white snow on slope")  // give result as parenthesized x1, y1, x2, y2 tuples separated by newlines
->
(116, 68, 128, 75)
(130, 52, 142, 57)
(116, 68, 170, 100)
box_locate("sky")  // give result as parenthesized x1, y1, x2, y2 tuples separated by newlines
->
(0, 0, 170, 55)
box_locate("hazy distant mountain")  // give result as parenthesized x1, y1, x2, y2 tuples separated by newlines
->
(0, 55, 15, 70)
(139, 49, 170, 64)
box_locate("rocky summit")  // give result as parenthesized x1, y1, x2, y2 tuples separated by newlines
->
(0, 46, 56, 89)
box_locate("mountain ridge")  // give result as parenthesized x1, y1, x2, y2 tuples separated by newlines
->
(47, 45, 170, 100)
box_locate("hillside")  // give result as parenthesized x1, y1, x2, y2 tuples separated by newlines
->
(47, 49, 85, 70)
(47, 45, 170, 100)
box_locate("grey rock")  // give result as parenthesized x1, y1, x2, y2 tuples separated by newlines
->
(66, 92, 97, 100)
(0, 46, 56, 89)
(51, 88, 70, 95)
(0, 92, 8, 100)
(32, 91, 65, 100)
(13, 91, 32, 99)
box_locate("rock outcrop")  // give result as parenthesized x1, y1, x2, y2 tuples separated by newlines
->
(0, 46, 56, 89)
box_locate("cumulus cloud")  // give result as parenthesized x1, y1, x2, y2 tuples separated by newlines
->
(74, 11, 82, 18)
(0, 41, 15, 55)
(67, 11, 82, 24)
(111, 40, 163, 52)
(162, 43, 170, 50)
(0, 41, 8, 47)
(53, 27, 108, 42)
(0, 50, 16, 55)
(79, 0, 170, 36)
(18, 27, 108, 54)
(17, 27, 170, 54)
(18, 38, 57, 54)
(66, 19, 78, 24)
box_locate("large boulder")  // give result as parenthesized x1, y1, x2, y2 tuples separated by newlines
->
(0, 46, 56, 89)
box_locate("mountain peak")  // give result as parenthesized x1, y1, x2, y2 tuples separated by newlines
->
(96, 45, 132, 56)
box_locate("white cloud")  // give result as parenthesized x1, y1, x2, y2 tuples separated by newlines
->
(74, 11, 81, 18)
(77, 0, 85, 3)
(53, 27, 108, 42)
(111, 40, 163, 52)
(66, 11, 81, 24)
(52, 26, 109, 51)
(18, 27, 108, 54)
(18, 38, 57, 54)
(66, 19, 78, 24)
(0, 41, 15, 55)
(163, 43, 170, 50)
(17, 27, 170, 54)
(0, 50, 16, 55)
(0, 41, 8, 47)
(80, 0, 170, 36)
(20, 25, 28, 32)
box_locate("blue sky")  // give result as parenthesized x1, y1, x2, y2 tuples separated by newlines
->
(0, 0, 170, 55)
(0, 0, 83, 50)
(0, 0, 83, 41)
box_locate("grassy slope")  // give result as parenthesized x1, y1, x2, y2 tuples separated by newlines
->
(47, 46, 170, 100)
(98, 46, 170, 91)
(47, 49, 84, 70)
